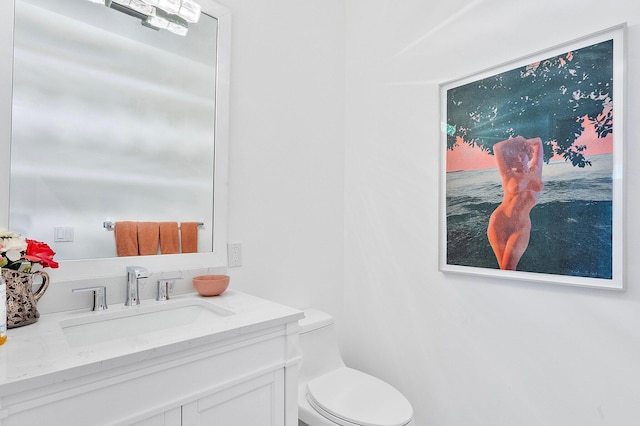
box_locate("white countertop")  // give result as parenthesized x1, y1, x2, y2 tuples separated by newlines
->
(0, 290, 303, 394)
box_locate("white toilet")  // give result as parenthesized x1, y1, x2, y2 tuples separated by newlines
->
(298, 309, 415, 426)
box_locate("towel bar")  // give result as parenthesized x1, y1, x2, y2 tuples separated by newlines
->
(103, 221, 204, 231)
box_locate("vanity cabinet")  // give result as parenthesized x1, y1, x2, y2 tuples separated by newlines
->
(181, 370, 285, 425)
(0, 296, 302, 426)
(132, 370, 286, 426)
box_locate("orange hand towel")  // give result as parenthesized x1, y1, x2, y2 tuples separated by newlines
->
(114, 221, 138, 257)
(137, 222, 159, 255)
(159, 222, 179, 254)
(180, 222, 199, 253)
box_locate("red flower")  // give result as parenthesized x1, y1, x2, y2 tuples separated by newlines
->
(23, 239, 59, 269)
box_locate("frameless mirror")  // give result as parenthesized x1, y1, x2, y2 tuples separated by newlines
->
(9, 0, 223, 261)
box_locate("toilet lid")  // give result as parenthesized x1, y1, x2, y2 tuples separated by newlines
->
(306, 367, 413, 426)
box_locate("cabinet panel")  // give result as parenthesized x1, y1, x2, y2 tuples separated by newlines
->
(182, 370, 285, 426)
(131, 407, 181, 426)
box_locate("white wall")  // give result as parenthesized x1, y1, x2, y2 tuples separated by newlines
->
(344, 1, 640, 425)
(16, 0, 635, 423)
(221, 0, 346, 314)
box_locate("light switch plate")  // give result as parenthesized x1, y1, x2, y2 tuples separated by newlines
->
(54, 227, 74, 242)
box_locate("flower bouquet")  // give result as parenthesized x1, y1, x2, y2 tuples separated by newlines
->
(0, 229, 57, 328)
(0, 229, 59, 272)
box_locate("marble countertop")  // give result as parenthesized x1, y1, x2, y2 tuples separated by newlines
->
(0, 290, 303, 394)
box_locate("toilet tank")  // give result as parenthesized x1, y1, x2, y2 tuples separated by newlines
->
(298, 309, 346, 383)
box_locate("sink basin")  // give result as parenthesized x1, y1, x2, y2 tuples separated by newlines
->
(60, 300, 233, 347)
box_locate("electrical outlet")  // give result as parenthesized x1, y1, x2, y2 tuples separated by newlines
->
(228, 243, 242, 267)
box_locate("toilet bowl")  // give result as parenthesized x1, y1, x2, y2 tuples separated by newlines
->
(298, 309, 415, 426)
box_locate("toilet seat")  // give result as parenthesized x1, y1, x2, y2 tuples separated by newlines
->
(306, 367, 413, 426)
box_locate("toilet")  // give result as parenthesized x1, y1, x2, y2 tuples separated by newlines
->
(298, 309, 415, 426)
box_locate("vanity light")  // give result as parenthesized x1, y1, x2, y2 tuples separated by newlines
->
(87, 0, 200, 36)
(157, 0, 181, 15)
(167, 20, 188, 36)
(178, 0, 201, 23)
(145, 10, 170, 29)
(128, 0, 154, 15)
(145, 7, 189, 36)
(142, 0, 200, 23)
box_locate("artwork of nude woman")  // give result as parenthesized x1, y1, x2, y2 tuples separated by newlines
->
(487, 136, 544, 270)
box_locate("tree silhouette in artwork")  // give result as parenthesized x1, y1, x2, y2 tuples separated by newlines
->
(446, 40, 613, 167)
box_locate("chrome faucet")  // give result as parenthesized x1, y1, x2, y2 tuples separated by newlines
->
(156, 276, 182, 302)
(72, 286, 108, 311)
(125, 266, 150, 306)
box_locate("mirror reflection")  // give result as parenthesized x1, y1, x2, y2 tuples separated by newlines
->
(10, 0, 218, 261)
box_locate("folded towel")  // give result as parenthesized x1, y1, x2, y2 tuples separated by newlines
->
(137, 222, 159, 255)
(114, 221, 138, 257)
(159, 222, 179, 254)
(180, 222, 199, 253)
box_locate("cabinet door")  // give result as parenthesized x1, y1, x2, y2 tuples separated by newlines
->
(130, 407, 181, 426)
(182, 370, 285, 426)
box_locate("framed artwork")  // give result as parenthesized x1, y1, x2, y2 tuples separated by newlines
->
(439, 24, 626, 290)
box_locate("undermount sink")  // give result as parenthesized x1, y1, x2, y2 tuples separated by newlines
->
(60, 300, 233, 347)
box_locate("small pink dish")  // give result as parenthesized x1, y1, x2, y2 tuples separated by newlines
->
(192, 274, 230, 297)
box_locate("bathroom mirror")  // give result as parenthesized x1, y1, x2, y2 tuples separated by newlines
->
(0, 0, 230, 280)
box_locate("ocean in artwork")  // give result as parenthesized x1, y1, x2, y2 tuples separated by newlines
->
(446, 153, 613, 279)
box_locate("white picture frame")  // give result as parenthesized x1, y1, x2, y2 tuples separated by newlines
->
(439, 24, 626, 290)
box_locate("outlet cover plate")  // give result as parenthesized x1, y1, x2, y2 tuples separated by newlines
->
(227, 242, 242, 267)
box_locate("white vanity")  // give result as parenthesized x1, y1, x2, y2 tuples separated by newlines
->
(0, 291, 303, 425)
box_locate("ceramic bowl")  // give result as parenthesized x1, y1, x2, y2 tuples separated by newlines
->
(192, 274, 230, 297)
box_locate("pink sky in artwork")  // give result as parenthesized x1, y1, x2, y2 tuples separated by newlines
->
(446, 120, 613, 172)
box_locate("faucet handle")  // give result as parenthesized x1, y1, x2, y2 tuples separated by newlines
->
(126, 265, 151, 278)
(72, 286, 108, 311)
(157, 277, 182, 301)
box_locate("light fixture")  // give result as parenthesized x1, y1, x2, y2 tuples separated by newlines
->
(142, 10, 169, 29)
(145, 7, 189, 36)
(157, 0, 180, 15)
(129, 0, 154, 15)
(88, 0, 200, 36)
(167, 21, 188, 36)
(145, 10, 170, 29)
(179, 0, 201, 23)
